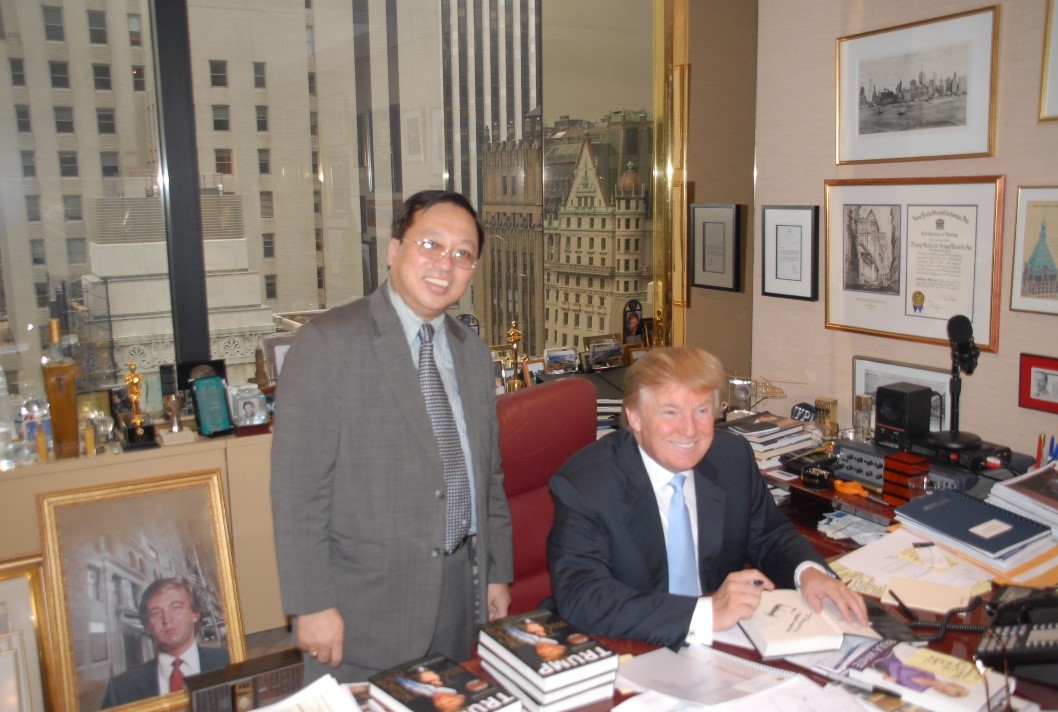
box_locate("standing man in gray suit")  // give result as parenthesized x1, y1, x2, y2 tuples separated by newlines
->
(271, 190, 513, 682)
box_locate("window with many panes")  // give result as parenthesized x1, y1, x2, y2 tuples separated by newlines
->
(10, 58, 25, 86)
(100, 152, 119, 177)
(42, 6, 63, 41)
(260, 191, 274, 218)
(258, 149, 270, 174)
(212, 105, 229, 130)
(25, 196, 41, 221)
(20, 151, 35, 178)
(58, 151, 78, 177)
(265, 275, 278, 300)
(215, 148, 233, 174)
(131, 65, 145, 91)
(93, 64, 112, 90)
(254, 62, 266, 88)
(30, 240, 46, 266)
(97, 108, 115, 133)
(54, 106, 73, 132)
(49, 61, 69, 88)
(127, 13, 141, 46)
(63, 195, 82, 221)
(210, 60, 227, 87)
(87, 10, 107, 44)
(262, 233, 275, 258)
(67, 238, 87, 265)
(15, 105, 30, 132)
(256, 105, 268, 131)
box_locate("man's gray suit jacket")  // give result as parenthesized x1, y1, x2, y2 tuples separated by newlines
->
(270, 284, 513, 675)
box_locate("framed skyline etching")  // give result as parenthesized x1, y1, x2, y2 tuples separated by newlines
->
(39, 470, 245, 712)
(1010, 186, 1058, 315)
(761, 205, 819, 300)
(837, 7, 998, 163)
(690, 204, 740, 291)
(824, 176, 1003, 352)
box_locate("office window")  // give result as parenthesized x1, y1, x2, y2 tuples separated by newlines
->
(306, 25, 314, 56)
(87, 10, 107, 44)
(97, 108, 115, 133)
(265, 274, 278, 300)
(35, 283, 49, 308)
(54, 106, 73, 132)
(307, 71, 316, 96)
(25, 196, 41, 222)
(49, 61, 70, 88)
(214, 148, 233, 175)
(30, 240, 46, 266)
(10, 58, 25, 86)
(127, 13, 142, 46)
(93, 64, 112, 90)
(253, 61, 266, 88)
(100, 151, 119, 177)
(258, 148, 270, 174)
(305, 0, 312, 8)
(256, 105, 268, 131)
(58, 151, 78, 177)
(209, 60, 227, 87)
(315, 228, 323, 252)
(309, 110, 317, 136)
(212, 105, 229, 131)
(131, 65, 145, 91)
(67, 238, 87, 265)
(63, 195, 82, 221)
(21, 151, 36, 178)
(260, 191, 274, 218)
(313, 189, 321, 214)
(15, 105, 30, 132)
(262, 233, 275, 258)
(317, 267, 325, 290)
(311, 150, 319, 176)
(42, 5, 63, 41)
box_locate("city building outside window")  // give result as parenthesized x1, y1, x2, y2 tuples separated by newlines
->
(309, 110, 318, 136)
(131, 65, 145, 91)
(25, 196, 41, 222)
(313, 190, 321, 214)
(256, 105, 268, 131)
(265, 274, 278, 300)
(127, 13, 142, 46)
(30, 240, 45, 267)
(35, 283, 48, 308)
(10, 58, 25, 86)
(215, 149, 233, 175)
(317, 267, 325, 290)
(58, 151, 78, 177)
(306, 25, 314, 56)
(262, 233, 275, 258)
(212, 105, 230, 131)
(54, 106, 74, 132)
(87, 10, 107, 44)
(15, 104, 30, 132)
(49, 61, 69, 88)
(42, 5, 63, 41)
(254, 62, 266, 88)
(307, 71, 316, 96)
(311, 150, 318, 176)
(63, 195, 83, 221)
(258, 148, 270, 174)
(20, 151, 35, 178)
(67, 238, 87, 265)
(210, 59, 227, 87)
(260, 191, 274, 218)
(96, 108, 115, 133)
(100, 152, 119, 177)
(93, 64, 112, 90)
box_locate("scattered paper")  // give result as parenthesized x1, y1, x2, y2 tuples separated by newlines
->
(882, 575, 972, 614)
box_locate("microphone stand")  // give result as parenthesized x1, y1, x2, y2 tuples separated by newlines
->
(925, 346, 982, 451)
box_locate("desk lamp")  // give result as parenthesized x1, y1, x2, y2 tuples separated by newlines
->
(925, 314, 983, 451)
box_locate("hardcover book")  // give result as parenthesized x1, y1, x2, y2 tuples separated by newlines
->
(477, 610, 618, 693)
(737, 589, 849, 658)
(720, 412, 803, 441)
(480, 659, 613, 712)
(369, 654, 521, 712)
(477, 646, 615, 705)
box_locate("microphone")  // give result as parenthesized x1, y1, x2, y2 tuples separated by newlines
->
(924, 314, 982, 450)
(947, 315, 979, 376)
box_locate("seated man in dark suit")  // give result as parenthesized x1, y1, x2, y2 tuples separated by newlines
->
(102, 577, 229, 708)
(546, 346, 867, 649)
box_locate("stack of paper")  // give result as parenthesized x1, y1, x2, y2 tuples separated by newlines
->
(985, 461, 1058, 527)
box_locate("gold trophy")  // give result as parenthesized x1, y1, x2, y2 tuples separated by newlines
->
(505, 320, 525, 391)
(121, 361, 158, 449)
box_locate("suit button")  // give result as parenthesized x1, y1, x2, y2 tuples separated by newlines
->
(432, 548, 443, 557)
(436, 489, 445, 499)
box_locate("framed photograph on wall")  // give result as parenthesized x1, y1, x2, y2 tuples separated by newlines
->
(853, 355, 952, 431)
(690, 204, 741, 291)
(1041, 0, 1058, 120)
(1010, 186, 1058, 315)
(39, 470, 245, 712)
(0, 554, 50, 712)
(1019, 353, 1058, 414)
(761, 205, 819, 300)
(824, 176, 1003, 352)
(836, 7, 997, 163)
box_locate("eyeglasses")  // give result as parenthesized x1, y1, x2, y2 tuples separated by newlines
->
(404, 239, 478, 269)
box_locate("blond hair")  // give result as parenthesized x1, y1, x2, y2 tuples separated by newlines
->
(621, 347, 725, 426)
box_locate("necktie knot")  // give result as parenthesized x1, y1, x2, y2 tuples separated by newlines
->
(419, 323, 434, 345)
(169, 657, 185, 692)
(669, 473, 686, 496)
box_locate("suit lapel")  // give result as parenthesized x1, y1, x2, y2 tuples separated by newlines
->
(692, 460, 726, 570)
(614, 434, 670, 591)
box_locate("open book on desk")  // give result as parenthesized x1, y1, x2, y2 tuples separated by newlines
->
(737, 588, 879, 659)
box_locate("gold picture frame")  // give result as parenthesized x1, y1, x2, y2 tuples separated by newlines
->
(39, 469, 246, 712)
(0, 554, 51, 712)
(521, 357, 545, 385)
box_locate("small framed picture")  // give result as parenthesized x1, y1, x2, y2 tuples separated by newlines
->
(261, 334, 295, 383)
(492, 359, 506, 395)
(543, 347, 577, 375)
(228, 385, 268, 427)
(577, 351, 591, 373)
(522, 357, 545, 385)
(623, 299, 646, 344)
(582, 333, 620, 352)
(1019, 353, 1058, 414)
(590, 341, 623, 371)
(191, 375, 234, 437)
(761, 205, 819, 301)
(690, 203, 741, 291)
(623, 344, 648, 365)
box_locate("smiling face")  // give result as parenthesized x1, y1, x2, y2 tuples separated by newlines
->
(625, 382, 715, 474)
(144, 585, 200, 657)
(387, 202, 479, 321)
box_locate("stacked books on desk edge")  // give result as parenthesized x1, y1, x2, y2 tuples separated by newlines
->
(477, 610, 618, 712)
(985, 461, 1058, 528)
(369, 653, 521, 712)
(718, 411, 815, 461)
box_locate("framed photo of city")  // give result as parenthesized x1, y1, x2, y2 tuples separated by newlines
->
(38, 470, 246, 712)
(0, 554, 51, 712)
(761, 205, 819, 300)
(1010, 186, 1058, 315)
(690, 204, 741, 291)
(824, 176, 1003, 352)
(1041, 0, 1058, 120)
(1019, 353, 1058, 414)
(836, 7, 997, 164)
(852, 356, 952, 431)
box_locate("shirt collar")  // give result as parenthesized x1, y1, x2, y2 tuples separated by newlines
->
(386, 282, 447, 347)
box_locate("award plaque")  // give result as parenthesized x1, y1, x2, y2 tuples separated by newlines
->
(191, 375, 235, 437)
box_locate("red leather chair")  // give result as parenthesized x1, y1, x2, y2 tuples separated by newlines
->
(497, 377, 598, 614)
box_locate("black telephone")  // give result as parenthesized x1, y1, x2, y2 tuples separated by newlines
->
(974, 585, 1058, 671)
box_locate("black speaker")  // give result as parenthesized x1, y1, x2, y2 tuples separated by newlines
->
(873, 381, 932, 451)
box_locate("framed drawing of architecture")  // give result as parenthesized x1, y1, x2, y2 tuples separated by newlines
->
(761, 205, 819, 300)
(1041, 0, 1058, 120)
(824, 176, 1003, 352)
(690, 204, 740, 291)
(0, 554, 50, 712)
(1010, 186, 1058, 315)
(39, 470, 245, 712)
(836, 6, 997, 163)
(853, 356, 952, 431)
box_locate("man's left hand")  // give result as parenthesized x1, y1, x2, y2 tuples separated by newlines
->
(800, 568, 869, 626)
(487, 583, 511, 621)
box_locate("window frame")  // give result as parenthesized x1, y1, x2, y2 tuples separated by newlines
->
(255, 105, 268, 131)
(30, 239, 46, 267)
(100, 151, 120, 177)
(87, 10, 108, 44)
(131, 65, 146, 91)
(10, 58, 26, 86)
(92, 64, 112, 90)
(214, 148, 233, 175)
(25, 195, 41, 222)
(127, 13, 142, 46)
(67, 238, 88, 266)
(49, 60, 70, 89)
(212, 104, 230, 131)
(253, 61, 266, 88)
(262, 233, 276, 259)
(58, 151, 79, 177)
(209, 59, 227, 87)
(54, 106, 74, 133)
(62, 194, 83, 221)
(96, 107, 116, 133)
(42, 5, 64, 41)
(257, 148, 271, 174)
(20, 151, 36, 178)
(15, 104, 30, 132)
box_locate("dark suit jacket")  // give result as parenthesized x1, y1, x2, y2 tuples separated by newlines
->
(546, 428, 828, 648)
(101, 645, 229, 708)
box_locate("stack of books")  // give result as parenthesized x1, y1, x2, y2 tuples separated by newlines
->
(369, 654, 521, 712)
(719, 412, 814, 461)
(477, 610, 618, 712)
(985, 461, 1058, 527)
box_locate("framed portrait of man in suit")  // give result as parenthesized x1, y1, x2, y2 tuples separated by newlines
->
(39, 470, 245, 711)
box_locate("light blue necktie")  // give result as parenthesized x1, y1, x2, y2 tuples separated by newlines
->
(667, 473, 698, 596)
